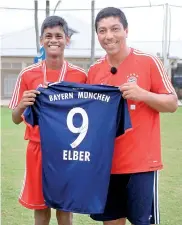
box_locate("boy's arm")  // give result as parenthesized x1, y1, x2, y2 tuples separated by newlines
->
(9, 71, 40, 124)
(12, 90, 40, 124)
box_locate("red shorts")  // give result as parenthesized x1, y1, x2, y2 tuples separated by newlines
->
(19, 141, 47, 210)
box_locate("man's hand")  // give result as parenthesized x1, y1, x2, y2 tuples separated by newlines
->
(119, 82, 147, 101)
(119, 82, 178, 112)
(18, 90, 40, 109)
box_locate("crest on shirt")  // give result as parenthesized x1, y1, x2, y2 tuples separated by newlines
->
(127, 73, 138, 83)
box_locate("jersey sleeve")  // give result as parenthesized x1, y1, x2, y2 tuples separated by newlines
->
(116, 98, 132, 137)
(150, 57, 176, 94)
(87, 66, 95, 84)
(9, 70, 28, 109)
(22, 98, 40, 127)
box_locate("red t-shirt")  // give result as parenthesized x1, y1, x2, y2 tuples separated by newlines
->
(87, 48, 175, 173)
(9, 60, 87, 142)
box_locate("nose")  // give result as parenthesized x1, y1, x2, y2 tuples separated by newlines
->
(50, 36, 57, 43)
(105, 30, 114, 40)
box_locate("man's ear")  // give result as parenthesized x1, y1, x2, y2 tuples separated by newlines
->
(125, 28, 128, 38)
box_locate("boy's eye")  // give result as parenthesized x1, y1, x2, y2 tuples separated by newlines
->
(45, 35, 51, 38)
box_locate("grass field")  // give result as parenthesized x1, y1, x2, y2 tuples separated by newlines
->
(1, 107, 182, 225)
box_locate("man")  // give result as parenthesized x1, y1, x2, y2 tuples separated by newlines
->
(9, 15, 87, 225)
(87, 7, 178, 225)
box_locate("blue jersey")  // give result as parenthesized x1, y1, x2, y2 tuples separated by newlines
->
(24, 81, 131, 214)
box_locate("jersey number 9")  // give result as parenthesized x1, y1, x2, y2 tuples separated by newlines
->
(67, 107, 89, 148)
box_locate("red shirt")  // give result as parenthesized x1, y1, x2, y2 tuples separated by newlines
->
(9, 60, 87, 142)
(87, 48, 175, 173)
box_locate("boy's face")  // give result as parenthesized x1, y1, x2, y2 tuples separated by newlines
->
(40, 26, 70, 57)
(96, 16, 128, 56)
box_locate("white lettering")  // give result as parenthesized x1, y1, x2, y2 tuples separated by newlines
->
(61, 94, 65, 100)
(48, 93, 74, 102)
(63, 150, 68, 160)
(97, 93, 102, 101)
(62, 150, 90, 161)
(49, 95, 53, 101)
(77, 92, 110, 102)
(56, 94, 61, 100)
(85, 151, 90, 161)
(105, 95, 110, 102)
(78, 92, 84, 98)
(68, 151, 73, 160)
(73, 151, 79, 160)
(49, 92, 110, 102)
(88, 92, 94, 99)
(79, 151, 84, 161)
(54, 95, 58, 101)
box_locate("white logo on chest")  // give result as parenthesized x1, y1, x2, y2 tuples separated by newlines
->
(127, 73, 138, 83)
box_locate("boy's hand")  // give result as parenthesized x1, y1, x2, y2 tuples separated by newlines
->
(19, 90, 40, 109)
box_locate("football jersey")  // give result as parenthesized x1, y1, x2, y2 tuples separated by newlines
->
(23, 81, 131, 214)
(87, 48, 176, 173)
(9, 60, 87, 142)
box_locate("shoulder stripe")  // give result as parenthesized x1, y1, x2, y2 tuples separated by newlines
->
(21, 62, 42, 74)
(68, 63, 85, 72)
(97, 56, 105, 62)
(89, 56, 105, 68)
(133, 50, 175, 93)
(9, 63, 42, 109)
(60, 61, 67, 81)
(68, 63, 87, 76)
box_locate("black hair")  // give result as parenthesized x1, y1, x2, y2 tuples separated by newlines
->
(40, 15, 69, 37)
(95, 7, 128, 32)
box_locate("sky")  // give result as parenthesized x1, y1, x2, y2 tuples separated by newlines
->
(0, 0, 182, 41)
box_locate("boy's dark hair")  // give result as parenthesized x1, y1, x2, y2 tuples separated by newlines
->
(41, 15, 69, 37)
(95, 7, 128, 32)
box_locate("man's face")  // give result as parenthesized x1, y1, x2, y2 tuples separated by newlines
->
(97, 16, 128, 55)
(40, 26, 69, 57)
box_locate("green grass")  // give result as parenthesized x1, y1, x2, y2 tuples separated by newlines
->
(1, 107, 182, 225)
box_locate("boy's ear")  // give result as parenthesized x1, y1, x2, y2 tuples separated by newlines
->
(40, 36, 43, 46)
(66, 36, 70, 46)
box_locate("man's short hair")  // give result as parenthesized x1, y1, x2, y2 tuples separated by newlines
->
(41, 15, 69, 37)
(95, 7, 128, 32)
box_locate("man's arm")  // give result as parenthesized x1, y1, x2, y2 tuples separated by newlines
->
(120, 55, 178, 113)
(120, 82, 178, 113)
(145, 56, 178, 112)
(142, 91, 178, 113)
